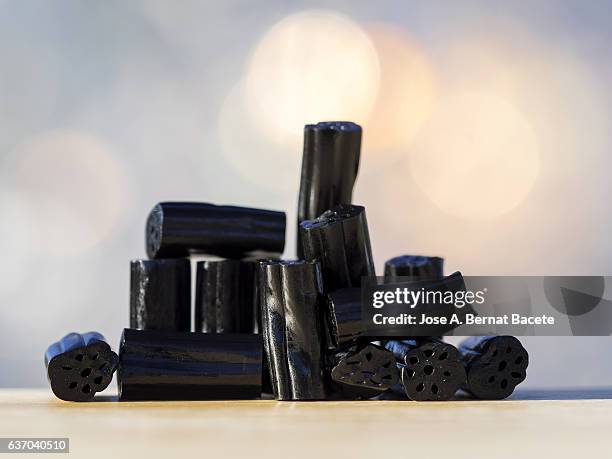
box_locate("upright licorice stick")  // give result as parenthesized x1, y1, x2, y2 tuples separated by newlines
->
(118, 329, 262, 401)
(195, 259, 255, 333)
(384, 255, 444, 282)
(130, 259, 191, 332)
(300, 204, 375, 293)
(259, 260, 326, 400)
(385, 339, 466, 401)
(297, 122, 362, 257)
(146, 202, 286, 259)
(330, 343, 399, 399)
(458, 335, 528, 400)
(45, 332, 119, 402)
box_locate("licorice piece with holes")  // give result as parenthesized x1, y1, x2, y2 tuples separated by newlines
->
(300, 204, 375, 293)
(146, 202, 286, 259)
(384, 255, 444, 282)
(330, 343, 399, 399)
(45, 332, 119, 402)
(118, 329, 262, 401)
(195, 259, 255, 333)
(260, 260, 326, 400)
(385, 339, 466, 401)
(458, 335, 528, 400)
(296, 121, 362, 258)
(130, 258, 191, 332)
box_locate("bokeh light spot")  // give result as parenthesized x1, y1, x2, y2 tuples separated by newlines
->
(409, 91, 540, 220)
(245, 10, 380, 146)
(363, 25, 435, 158)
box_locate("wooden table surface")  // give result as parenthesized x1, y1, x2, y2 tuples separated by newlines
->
(1, 388, 610, 458)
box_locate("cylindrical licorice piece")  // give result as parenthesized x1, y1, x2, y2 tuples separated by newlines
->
(118, 329, 262, 401)
(300, 204, 375, 293)
(259, 260, 326, 400)
(45, 332, 119, 402)
(130, 259, 191, 332)
(239, 256, 278, 335)
(195, 259, 254, 333)
(146, 202, 286, 259)
(385, 339, 466, 401)
(384, 255, 444, 282)
(326, 288, 363, 348)
(459, 335, 528, 400)
(330, 343, 399, 399)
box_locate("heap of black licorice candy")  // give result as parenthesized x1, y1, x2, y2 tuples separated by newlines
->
(44, 121, 531, 403)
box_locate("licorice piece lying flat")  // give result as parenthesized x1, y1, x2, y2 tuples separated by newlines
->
(326, 272, 468, 348)
(45, 332, 119, 402)
(300, 204, 375, 293)
(385, 339, 466, 401)
(296, 121, 362, 258)
(458, 335, 528, 400)
(146, 202, 286, 259)
(330, 343, 399, 399)
(130, 259, 191, 332)
(118, 329, 262, 401)
(195, 259, 255, 333)
(259, 260, 326, 400)
(384, 255, 444, 282)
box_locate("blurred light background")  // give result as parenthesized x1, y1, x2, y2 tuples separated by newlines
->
(1, 0, 611, 388)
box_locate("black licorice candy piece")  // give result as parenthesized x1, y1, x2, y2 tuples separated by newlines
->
(260, 260, 326, 400)
(45, 332, 119, 402)
(146, 202, 286, 259)
(130, 259, 191, 332)
(118, 329, 262, 401)
(385, 339, 466, 401)
(195, 259, 253, 333)
(297, 121, 362, 258)
(330, 343, 399, 399)
(458, 335, 528, 400)
(326, 288, 363, 348)
(326, 272, 468, 348)
(300, 204, 375, 293)
(384, 255, 444, 282)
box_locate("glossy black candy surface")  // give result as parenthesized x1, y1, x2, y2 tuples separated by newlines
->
(326, 272, 467, 348)
(297, 121, 361, 257)
(146, 202, 286, 259)
(260, 260, 326, 400)
(384, 255, 444, 282)
(326, 288, 363, 348)
(130, 259, 191, 332)
(386, 339, 466, 401)
(331, 343, 399, 399)
(195, 259, 256, 333)
(459, 335, 528, 400)
(118, 329, 262, 401)
(300, 204, 375, 293)
(45, 332, 119, 402)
